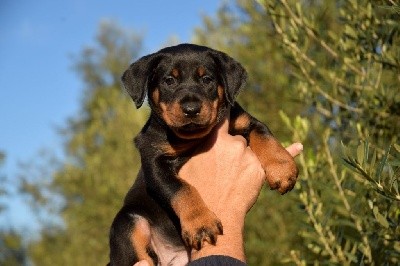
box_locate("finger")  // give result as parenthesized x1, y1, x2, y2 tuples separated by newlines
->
(202, 116, 229, 148)
(231, 134, 248, 148)
(214, 116, 230, 137)
(285, 143, 303, 158)
(243, 147, 265, 178)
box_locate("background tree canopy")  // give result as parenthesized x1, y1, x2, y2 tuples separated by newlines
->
(4, 0, 399, 265)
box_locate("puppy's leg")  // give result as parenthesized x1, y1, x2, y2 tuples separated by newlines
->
(170, 183, 223, 250)
(138, 154, 223, 251)
(229, 102, 298, 194)
(109, 210, 157, 266)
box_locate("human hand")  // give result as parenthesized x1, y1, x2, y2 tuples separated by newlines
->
(133, 118, 302, 265)
(181, 118, 302, 219)
(180, 118, 263, 226)
(180, 117, 302, 262)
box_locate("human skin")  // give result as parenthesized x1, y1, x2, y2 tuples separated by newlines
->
(134, 117, 303, 265)
(181, 118, 302, 262)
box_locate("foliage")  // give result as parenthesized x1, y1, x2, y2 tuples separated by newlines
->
(261, 0, 400, 265)
(24, 22, 148, 265)
(194, 0, 303, 137)
(263, 0, 399, 147)
(0, 230, 27, 266)
(198, 0, 399, 264)
(343, 142, 400, 203)
(281, 114, 400, 265)
(16, 1, 400, 265)
(342, 141, 400, 263)
(0, 153, 29, 265)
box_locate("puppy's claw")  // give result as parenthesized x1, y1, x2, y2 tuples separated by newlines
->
(217, 221, 223, 235)
(181, 213, 223, 250)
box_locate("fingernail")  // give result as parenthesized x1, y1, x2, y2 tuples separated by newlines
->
(295, 143, 303, 151)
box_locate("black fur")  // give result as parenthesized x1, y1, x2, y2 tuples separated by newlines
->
(109, 44, 298, 266)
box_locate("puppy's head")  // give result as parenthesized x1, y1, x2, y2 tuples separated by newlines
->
(122, 44, 247, 139)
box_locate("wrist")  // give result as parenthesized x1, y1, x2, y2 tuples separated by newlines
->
(190, 223, 245, 262)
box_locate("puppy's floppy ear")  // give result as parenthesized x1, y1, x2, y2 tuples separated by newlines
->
(121, 53, 163, 108)
(210, 50, 247, 105)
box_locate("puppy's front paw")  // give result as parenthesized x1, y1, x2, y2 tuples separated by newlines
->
(250, 135, 299, 194)
(172, 185, 223, 250)
(264, 156, 298, 194)
(181, 209, 223, 250)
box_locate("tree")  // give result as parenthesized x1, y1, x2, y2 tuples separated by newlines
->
(23, 1, 400, 264)
(263, 0, 400, 264)
(0, 230, 27, 266)
(196, 0, 399, 264)
(195, 1, 312, 264)
(0, 152, 29, 266)
(24, 22, 148, 265)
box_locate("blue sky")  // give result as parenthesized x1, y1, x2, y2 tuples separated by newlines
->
(0, 0, 221, 234)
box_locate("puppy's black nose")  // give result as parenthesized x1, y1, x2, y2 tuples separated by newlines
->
(180, 96, 202, 117)
(181, 102, 202, 117)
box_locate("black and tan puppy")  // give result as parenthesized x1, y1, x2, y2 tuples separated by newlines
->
(109, 44, 298, 266)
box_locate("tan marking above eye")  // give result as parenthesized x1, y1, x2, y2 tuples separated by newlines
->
(197, 66, 206, 77)
(217, 85, 224, 100)
(151, 88, 160, 104)
(171, 68, 179, 78)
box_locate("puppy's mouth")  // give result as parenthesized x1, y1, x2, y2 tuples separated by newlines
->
(173, 123, 213, 139)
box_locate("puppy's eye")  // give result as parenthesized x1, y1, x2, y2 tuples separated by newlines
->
(164, 76, 176, 86)
(201, 75, 213, 84)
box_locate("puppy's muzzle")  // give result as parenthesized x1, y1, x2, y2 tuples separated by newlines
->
(179, 95, 202, 118)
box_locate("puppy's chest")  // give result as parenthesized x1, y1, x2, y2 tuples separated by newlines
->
(150, 228, 189, 265)
(158, 140, 201, 158)
(136, 129, 203, 159)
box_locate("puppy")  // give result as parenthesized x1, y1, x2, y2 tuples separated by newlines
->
(108, 44, 298, 266)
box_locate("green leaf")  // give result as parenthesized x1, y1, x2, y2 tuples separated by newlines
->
(279, 110, 293, 130)
(357, 143, 364, 165)
(376, 145, 392, 182)
(373, 206, 389, 229)
(369, 150, 377, 177)
(393, 143, 400, 153)
(341, 141, 352, 159)
(366, 2, 374, 14)
(330, 218, 357, 229)
(345, 25, 357, 39)
(392, 178, 399, 194)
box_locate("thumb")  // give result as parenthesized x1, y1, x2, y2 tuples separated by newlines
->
(213, 116, 230, 138)
(285, 143, 303, 158)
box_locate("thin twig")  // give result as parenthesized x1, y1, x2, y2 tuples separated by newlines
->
(294, 54, 363, 113)
(280, 0, 364, 76)
(323, 138, 373, 263)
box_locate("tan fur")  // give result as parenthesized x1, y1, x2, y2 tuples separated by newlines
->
(130, 217, 154, 266)
(197, 66, 206, 77)
(249, 131, 298, 193)
(171, 68, 179, 78)
(171, 184, 222, 250)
